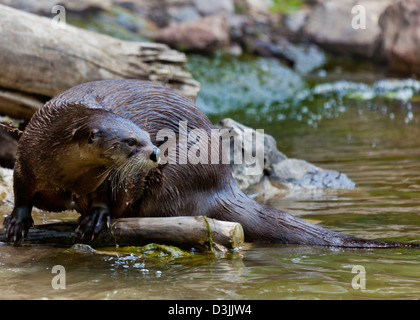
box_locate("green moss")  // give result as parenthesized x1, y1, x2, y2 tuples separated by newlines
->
(270, 0, 303, 14)
(66, 6, 154, 42)
(203, 216, 214, 253)
(99, 243, 193, 259)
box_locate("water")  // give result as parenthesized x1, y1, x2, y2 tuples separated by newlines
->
(1, 54, 420, 300)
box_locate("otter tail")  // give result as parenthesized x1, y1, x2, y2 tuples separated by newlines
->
(216, 188, 420, 248)
(257, 203, 419, 248)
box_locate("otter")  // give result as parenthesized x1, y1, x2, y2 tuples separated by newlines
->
(4, 101, 160, 241)
(3, 80, 419, 248)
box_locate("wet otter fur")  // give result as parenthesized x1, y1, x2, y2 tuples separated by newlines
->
(4, 100, 160, 240)
(4, 80, 419, 248)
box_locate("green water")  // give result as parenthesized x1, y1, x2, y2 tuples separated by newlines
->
(1, 54, 419, 300)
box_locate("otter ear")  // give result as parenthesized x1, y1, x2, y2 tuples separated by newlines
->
(88, 129, 99, 145)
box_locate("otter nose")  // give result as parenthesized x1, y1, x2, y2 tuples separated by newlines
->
(150, 147, 160, 163)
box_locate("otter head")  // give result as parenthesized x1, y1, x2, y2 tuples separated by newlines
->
(76, 110, 160, 173)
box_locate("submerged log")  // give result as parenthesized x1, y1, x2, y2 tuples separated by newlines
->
(0, 4, 200, 120)
(0, 216, 244, 253)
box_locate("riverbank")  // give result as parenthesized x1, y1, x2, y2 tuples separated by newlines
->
(2, 0, 418, 75)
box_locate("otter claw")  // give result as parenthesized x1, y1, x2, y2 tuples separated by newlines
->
(3, 212, 34, 242)
(77, 206, 110, 241)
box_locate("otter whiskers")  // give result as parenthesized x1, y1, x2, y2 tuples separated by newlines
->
(109, 156, 151, 199)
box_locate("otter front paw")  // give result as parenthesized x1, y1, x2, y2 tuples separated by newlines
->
(3, 208, 34, 242)
(77, 205, 111, 241)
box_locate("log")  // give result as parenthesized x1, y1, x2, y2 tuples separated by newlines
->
(0, 89, 45, 121)
(0, 217, 244, 253)
(111, 217, 244, 252)
(0, 4, 200, 120)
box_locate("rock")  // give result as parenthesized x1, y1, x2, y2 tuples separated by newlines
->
(67, 244, 96, 254)
(0, 167, 14, 210)
(302, 0, 393, 58)
(167, 5, 201, 23)
(0, 0, 112, 14)
(269, 159, 356, 189)
(379, 0, 420, 74)
(263, 130, 288, 168)
(227, 9, 288, 53)
(154, 13, 230, 52)
(215, 118, 356, 199)
(194, 0, 234, 16)
(284, 7, 310, 33)
(216, 118, 273, 197)
(253, 38, 326, 74)
(245, 0, 272, 13)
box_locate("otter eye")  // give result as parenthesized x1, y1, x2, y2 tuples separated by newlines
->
(88, 129, 99, 145)
(125, 139, 136, 147)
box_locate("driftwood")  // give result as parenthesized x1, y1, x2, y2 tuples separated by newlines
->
(0, 216, 244, 253)
(0, 4, 200, 121)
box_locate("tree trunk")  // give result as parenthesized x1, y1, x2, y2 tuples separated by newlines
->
(0, 4, 200, 121)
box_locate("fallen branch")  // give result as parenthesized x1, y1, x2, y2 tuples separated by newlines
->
(0, 122, 23, 136)
(0, 4, 200, 120)
(0, 216, 244, 253)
